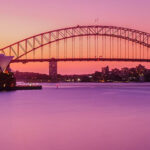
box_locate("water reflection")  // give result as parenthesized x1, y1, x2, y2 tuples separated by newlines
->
(0, 83, 150, 150)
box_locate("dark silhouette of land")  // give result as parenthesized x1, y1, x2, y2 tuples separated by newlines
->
(14, 64, 150, 83)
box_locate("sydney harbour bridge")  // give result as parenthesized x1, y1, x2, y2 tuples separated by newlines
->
(0, 25, 150, 77)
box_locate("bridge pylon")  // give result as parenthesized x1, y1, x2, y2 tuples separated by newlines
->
(49, 59, 57, 82)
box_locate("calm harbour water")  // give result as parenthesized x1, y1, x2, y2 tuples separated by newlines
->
(0, 83, 150, 150)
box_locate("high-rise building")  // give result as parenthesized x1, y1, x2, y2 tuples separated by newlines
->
(102, 66, 109, 75)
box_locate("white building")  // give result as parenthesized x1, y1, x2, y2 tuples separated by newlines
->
(0, 54, 13, 72)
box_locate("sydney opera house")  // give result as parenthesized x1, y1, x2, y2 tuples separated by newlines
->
(0, 54, 16, 89)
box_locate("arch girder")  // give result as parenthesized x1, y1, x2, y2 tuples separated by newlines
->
(0, 25, 150, 60)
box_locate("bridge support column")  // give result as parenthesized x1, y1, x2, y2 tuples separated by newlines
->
(49, 60, 57, 82)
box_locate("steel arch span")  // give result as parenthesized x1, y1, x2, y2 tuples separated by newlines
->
(0, 25, 150, 63)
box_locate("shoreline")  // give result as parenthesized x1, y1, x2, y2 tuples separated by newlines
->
(16, 81, 148, 84)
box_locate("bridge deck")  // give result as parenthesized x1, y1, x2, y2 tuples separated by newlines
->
(11, 58, 150, 63)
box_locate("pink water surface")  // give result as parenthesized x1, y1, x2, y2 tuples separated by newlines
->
(0, 83, 150, 150)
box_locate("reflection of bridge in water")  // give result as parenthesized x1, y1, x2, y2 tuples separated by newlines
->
(0, 25, 150, 78)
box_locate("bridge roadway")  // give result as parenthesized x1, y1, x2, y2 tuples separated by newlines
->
(11, 58, 150, 63)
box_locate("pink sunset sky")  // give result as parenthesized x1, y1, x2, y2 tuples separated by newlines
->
(0, 0, 150, 74)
